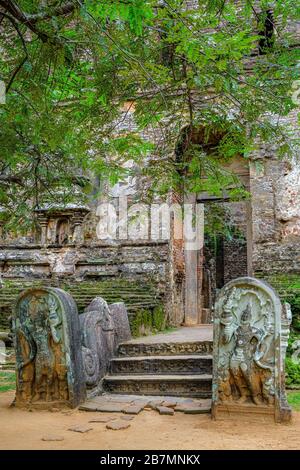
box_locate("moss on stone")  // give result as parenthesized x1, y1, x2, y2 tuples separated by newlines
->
(129, 304, 167, 337)
(0, 278, 166, 340)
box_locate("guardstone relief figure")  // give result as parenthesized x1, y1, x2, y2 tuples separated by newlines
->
(220, 305, 274, 406)
(212, 277, 292, 423)
(14, 288, 86, 409)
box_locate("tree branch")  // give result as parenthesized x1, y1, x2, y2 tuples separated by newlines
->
(0, 174, 24, 186)
(0, 0, 78, 42)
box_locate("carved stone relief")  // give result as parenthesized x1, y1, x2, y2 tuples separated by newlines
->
(80, 297, 131, 392)
(13, 288, 86, 409)
(212, 277, 292, 422)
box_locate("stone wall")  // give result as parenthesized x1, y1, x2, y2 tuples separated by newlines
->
(251, 109, 300, 277)
(0, 241, 169, 330)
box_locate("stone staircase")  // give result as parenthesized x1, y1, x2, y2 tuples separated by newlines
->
(102, 328, 213, 398)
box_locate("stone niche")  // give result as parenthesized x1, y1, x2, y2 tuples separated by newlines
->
(80, 297, 131, 394)
(35, 204, 90, 246)
(13, 287, 86, 409)
(212, 277, 292, 423)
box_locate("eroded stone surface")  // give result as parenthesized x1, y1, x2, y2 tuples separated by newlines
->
(110, 302, 131, 345)
(89, 416, 117, 423)
(123, 404, 144, 415)
(183, 406, 210, 414)
(80, 298, 131, 392)
(106, 420, 131, 431)
(120, 415, 135, 421)
(161, 400, 177, 408)
(42, 435, 64, 441)
(94, 403, 127, 413)
(68, 424, 93, 433)
(157, 406, 174, 416)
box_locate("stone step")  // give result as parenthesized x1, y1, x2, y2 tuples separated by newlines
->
(110, 355, 212, 375)
(102, 374, 212, 398)
(117, 341, 213, 357)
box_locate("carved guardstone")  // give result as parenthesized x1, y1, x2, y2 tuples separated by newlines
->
(80, 297, 115, 390)
(80, 297, 132, 393)
(212, 277, 292, 423)
(109, 302, 132, 346)
(13, 288, 86, 409)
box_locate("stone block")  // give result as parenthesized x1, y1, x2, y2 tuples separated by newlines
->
(156, 406, 174, 415)
(106, 420, 131, 431)
(123, 404, 144, 415)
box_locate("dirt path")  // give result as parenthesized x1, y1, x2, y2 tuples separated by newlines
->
(1, 391, 299, 450)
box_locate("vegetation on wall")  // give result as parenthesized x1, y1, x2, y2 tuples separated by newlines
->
(130, 305, 167, 337)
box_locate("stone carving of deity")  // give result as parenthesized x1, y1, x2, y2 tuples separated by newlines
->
(14, 288, 86, 409)
(212, 277, 292, 423)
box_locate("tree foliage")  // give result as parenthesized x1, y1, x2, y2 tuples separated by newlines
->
(0, 0, 299, 230)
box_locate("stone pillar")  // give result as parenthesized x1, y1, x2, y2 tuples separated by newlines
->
(38, 216, 48, 245)
(72, 215, 84, 245)
(183, 193, 204, 325)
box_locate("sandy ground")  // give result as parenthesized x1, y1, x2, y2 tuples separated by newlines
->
(1, 391, 299, 450)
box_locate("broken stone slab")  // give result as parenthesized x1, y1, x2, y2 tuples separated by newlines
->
(161, 400, 177, 408)
(42, 435, 64, 442)
(146, 400, 164, 410)
(106, 420, 131, 431)
(90, 395, 134, 405)
(89, 416, 117, 423)
(94, 403, 127, 413)
(79, 403, 99, 412)
(174, 404, 191, 412)
(123, 404, 144, 415)
(131, 399, 150, 407)
(120, 415, 135, 421)
(157, 406, 175, 416)
(68, 424, 93, 433)
(183, 406, 211, 414)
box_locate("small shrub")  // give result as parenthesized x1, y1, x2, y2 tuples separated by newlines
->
(130, 305, 167, 337)
(285, 357, 300, 387)
(0, 370, 15, 393)
(287, 391, 300, 411)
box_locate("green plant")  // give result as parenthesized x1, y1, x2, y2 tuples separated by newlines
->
(285, 357, 300, 387)
(152, 305, 166, 331)
(0, 371, 16, 393)
(130, 305, 167, 337)
(0, 1, 298, 230)
(287, 391, 300, 411)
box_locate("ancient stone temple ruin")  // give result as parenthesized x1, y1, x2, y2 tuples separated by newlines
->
(0, 5, 299, 335)
(0, 128, 299, 332)
(0, 1, 298, 423)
